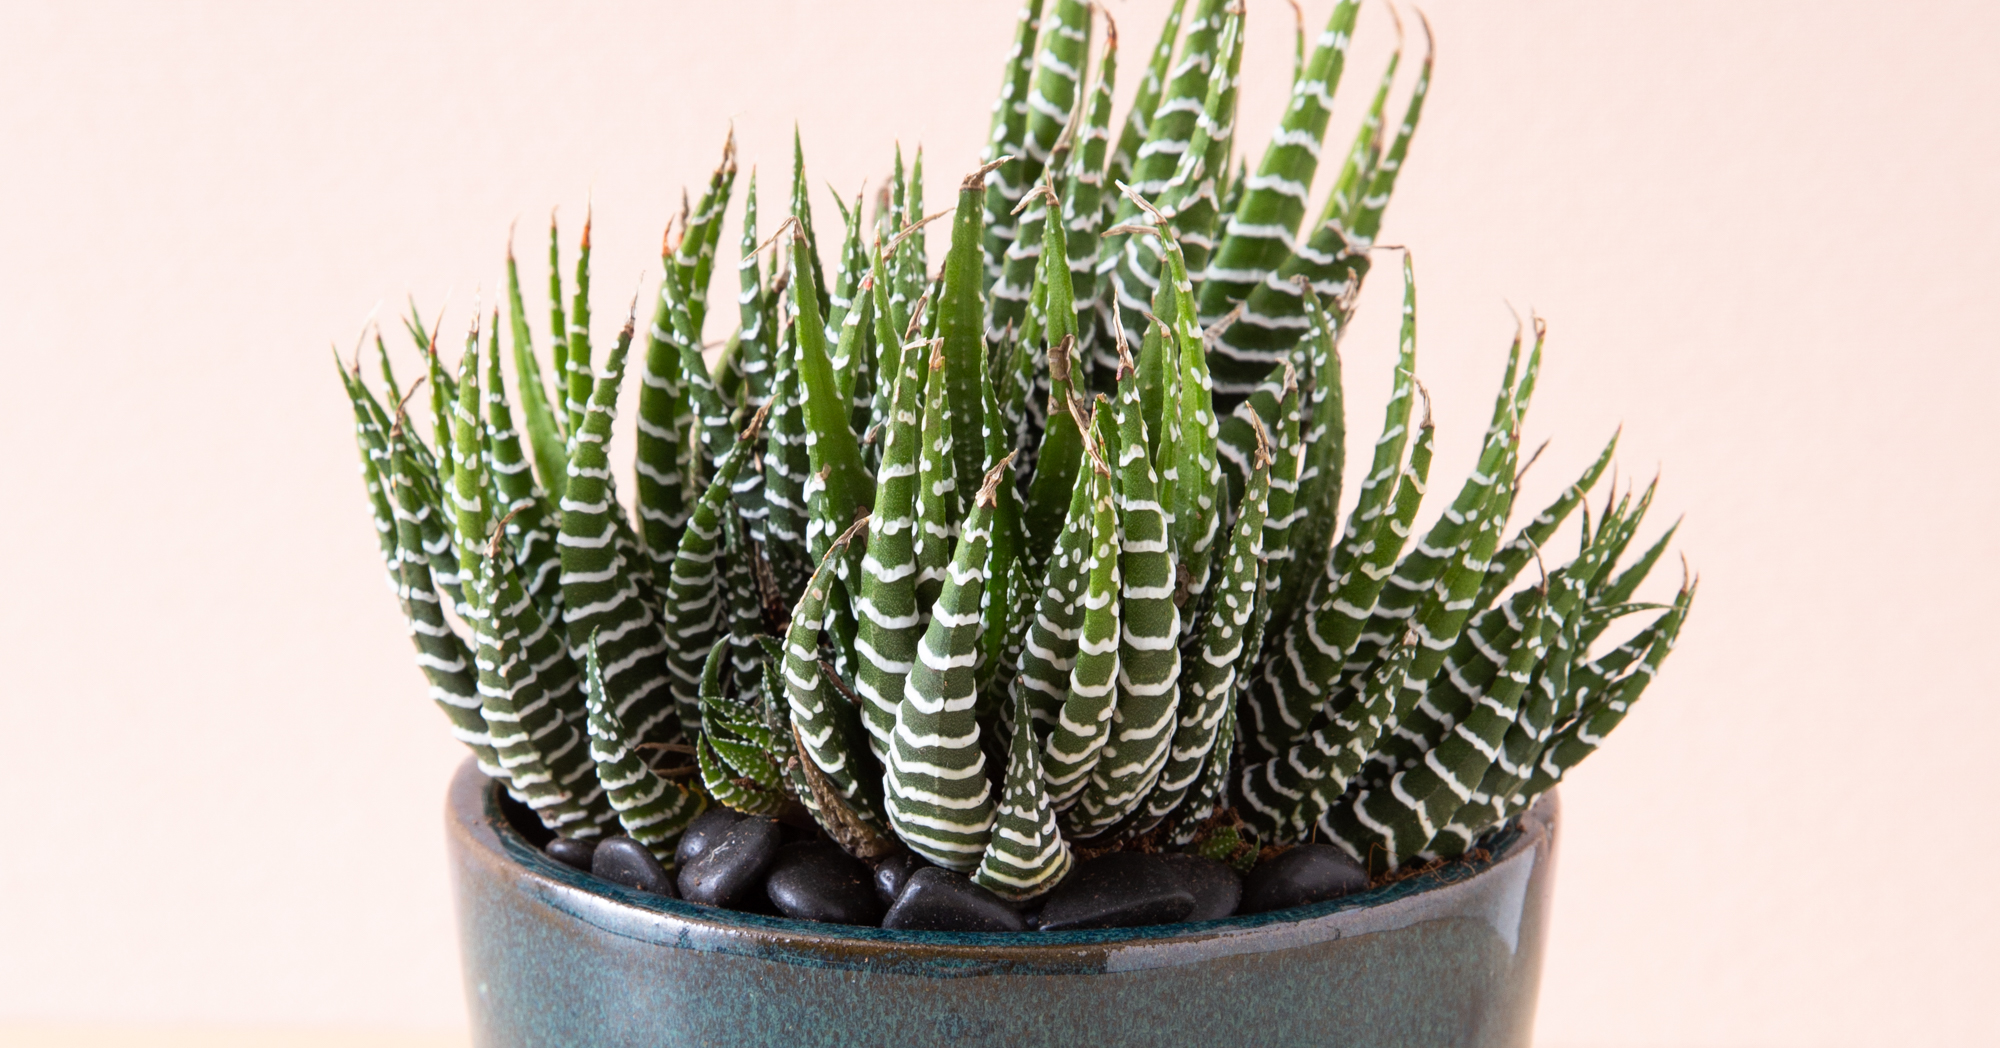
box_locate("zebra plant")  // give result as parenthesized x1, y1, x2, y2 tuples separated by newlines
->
(342, 0, 1692, 900)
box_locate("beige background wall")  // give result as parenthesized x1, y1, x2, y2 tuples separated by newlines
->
(1, 2, 1994, 1045)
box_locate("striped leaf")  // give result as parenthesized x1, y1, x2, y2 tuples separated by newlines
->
(976, 351, 1031, 712)
(892, 145, 930, 322)
(1520, 583, 1692, 803)
(1243, 634, 1416, 842)
(1105, 0, 1227, 347)
(562, 210, 594, 442)
(729, 178, 777, 549)
(862, 242, 908, 473)
(1060, 19, 1119, 366)
(1013, 448, 1095, 734)
(337, 357, 404, 593)
(1579, 517, 1680, 650)
(1209, 26, 1429, 396)
(505, 238, 569, 500)
(1147, 3, 1244, 277)
(1243, 257, 1419, 760)
(762, 309, 810, 580)
(851, 307, 929, 762)
(782, 516, 888, 833)
(1123, 195, 1223, 602)
(825, 190, 869, 395)
(636, 237, 700, 594)
(1134, 410, 1268, 835)
(938, 164, 997, 513)
(447, 323, 494, 598)
(1334, 584, 1551, 870)
(991, 0, 1093, 336)
(786, 222, 874, 573)
(481, 313, 564, 626)
(672, 133, 738, 337)
(558, 316, 678, 746)
(1020, 183, 1089, 567)
(584, 634, 706, 864)
(697, 643, 789, 816)
(1235, 410, 1429, 840)
(911, 341, 960, 617)
(661, 261, 734, 480)
(1254, 365, 1305, 637)
(975, 689, 1074, 900)
(1349, 334, 1551, 791)
(1065, 347, 1182, 840)
(1198, 1, 1359, 324)
(1277, 285, 1348, 618)
(1167, 683, 1236, 847)
(1108, 0, 1188, 191)
(884, 457, 1014, 871)
(1043, 444, 1121, 809)
(1340, 327, 1528, 706)
(1427, 497, 1645, 856)
(790, 130, 829, 317)
(719, 511, 766, 699)
(545, 215, 570, 431)
(383, 419, 501, 781)
(661, 412, 764, 740)
(1476, 429, 1617, 612)
(980, 0, 1049, 283)
(470, 530, 613, 839)
(1113, 0, 1225, 208)
(1319, 435, 1519, 856)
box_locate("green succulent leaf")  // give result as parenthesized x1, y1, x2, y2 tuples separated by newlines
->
(1135, 411, 1268, 835)
(1065, 348, 1182, 840)
(782, 516, 888, 834)
(1043, 449, 1122, 810)
(981, 0, 1050, 284)
(505, 241, 570, 500)
(562, 212, 594, 441)
(786, 223, 875, 573)
(975, 688, 1074, 899)
(381, 415, 500, 780)
(558, 315, 678, 747)
(585, 634, 706, 864)
(1108, 0, 1189, 191)
(1199, 1, 1359, 323)
(884, 457, 1013, 871)
(991, 0, 1093, 337)
(661, 413, 763, 740)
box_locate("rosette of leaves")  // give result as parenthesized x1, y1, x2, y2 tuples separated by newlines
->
(342, 0, 1692, 890)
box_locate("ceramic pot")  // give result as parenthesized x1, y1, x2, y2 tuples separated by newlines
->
(446, 759, 1559, 1047)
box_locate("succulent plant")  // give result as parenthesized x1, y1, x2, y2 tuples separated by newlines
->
(341, 0, 1692, 899)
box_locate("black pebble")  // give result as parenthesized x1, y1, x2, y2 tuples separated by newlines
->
(1160, 853, 1242, 922)
(1239, 844, 1369, 914)
(590, 836, 676, 896)
(777, 817, 823, 846)
(873, 851, 924, 906)
(545, 837, 597, 872)
(676, 806, 746, 869)
(881, 868, 1027, 932)
(678, 816, 782, 907)
(765, 843, 884, 925)
(1036, 852, 1196, 931)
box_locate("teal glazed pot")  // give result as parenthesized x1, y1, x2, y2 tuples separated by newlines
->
(446, 759, 1560, 1047)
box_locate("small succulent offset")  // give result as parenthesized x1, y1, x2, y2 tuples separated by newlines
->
(341, 0, 1693, 902)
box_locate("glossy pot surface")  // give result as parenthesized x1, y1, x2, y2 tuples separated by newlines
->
(447, 759, 1558, 1047)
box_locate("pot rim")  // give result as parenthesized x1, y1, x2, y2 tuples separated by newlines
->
(449, 759, 1556, 976)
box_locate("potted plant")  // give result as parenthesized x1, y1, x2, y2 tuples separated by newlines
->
(338, 2, 1693, 1045)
